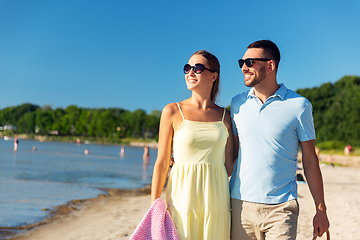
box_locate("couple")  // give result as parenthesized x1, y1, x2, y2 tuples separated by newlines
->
(151, 40, 330, 240)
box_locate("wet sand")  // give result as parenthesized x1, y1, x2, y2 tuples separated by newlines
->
(4, 154, 360, 240)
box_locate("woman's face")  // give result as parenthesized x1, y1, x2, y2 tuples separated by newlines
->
(185, 54, 216, 92)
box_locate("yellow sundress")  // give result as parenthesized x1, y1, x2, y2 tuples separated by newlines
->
(166, 103, 231, 240)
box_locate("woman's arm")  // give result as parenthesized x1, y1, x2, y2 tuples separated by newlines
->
(150, 104, 175, 204)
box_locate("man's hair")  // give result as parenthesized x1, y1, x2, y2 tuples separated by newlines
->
(248, 40, 280, 70)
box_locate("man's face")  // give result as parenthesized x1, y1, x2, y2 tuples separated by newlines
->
(241, 48, 268, 88)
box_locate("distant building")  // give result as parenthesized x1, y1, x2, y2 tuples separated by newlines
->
(0, 125, 17, 131)
(49, 130, 59, 135)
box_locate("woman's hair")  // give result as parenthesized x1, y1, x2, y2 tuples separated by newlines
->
(191, 50, 220, 103)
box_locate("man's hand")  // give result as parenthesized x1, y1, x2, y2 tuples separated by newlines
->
(313, 209, 330, 238)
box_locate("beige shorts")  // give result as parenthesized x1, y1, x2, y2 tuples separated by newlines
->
(231, 198, 299, 240)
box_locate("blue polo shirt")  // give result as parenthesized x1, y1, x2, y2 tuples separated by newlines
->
(229, 84, 315, 204)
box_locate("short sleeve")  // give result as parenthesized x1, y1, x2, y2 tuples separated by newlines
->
(298, 101, 316, 141)
(230, 97, 239, 136)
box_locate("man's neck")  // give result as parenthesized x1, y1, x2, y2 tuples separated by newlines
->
(253, 81, 280, 103)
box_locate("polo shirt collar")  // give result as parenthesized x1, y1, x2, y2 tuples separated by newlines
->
(274, 83, 287, 99)
(247, 83, 287, 100)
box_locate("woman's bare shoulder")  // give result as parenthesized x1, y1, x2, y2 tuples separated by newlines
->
(161, 102, 179, 118)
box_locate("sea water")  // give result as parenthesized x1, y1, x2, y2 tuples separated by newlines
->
(0, 139, 156, 228)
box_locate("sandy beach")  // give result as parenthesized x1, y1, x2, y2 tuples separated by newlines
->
(4, 154, 360, 240)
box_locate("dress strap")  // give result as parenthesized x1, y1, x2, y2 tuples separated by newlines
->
(222, 108, 226, 122)
(176, 102, 185, 120)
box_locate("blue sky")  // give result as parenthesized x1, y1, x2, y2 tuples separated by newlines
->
(1, 0, 359, 114)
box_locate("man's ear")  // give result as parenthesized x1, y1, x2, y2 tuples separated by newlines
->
(267, 60, 276, 73)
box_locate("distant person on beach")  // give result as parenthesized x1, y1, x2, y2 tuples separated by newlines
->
(14, 135, 19, 151)
(120, 146, 125, 157)
(143, 146, 150, 164)
(142, 146, 150, 181)
(151, 50, 235, 239)
(141, 146, 150, 181)
(344, 145, 351, 155)
(230, 40, 329, 239)
(327, 155, 335, 167)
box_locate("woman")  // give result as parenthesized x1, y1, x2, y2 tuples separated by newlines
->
(151, 50, 235, 239)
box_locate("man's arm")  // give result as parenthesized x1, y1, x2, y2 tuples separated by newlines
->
(300, 139, 330, 238)
(225, 134, 239, 176)
(223, 110, 237, 176)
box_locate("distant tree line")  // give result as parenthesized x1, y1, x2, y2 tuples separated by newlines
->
(0, 104, 161, 140)
(296, 75, 360, 148)
(1, 76, 359, 147)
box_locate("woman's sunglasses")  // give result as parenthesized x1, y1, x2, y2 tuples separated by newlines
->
(184, 63, 216, 74)
(238, 58, 271, 68)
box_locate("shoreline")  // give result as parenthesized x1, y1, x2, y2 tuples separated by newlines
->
(318, 153, 360, 168)
(3, 154, 360, 240)
(6, 165, 360, 239)
(1, 186, 151, 240)
(4, 134, 158, 148)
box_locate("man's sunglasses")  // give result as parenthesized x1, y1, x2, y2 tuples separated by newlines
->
(184, 63, 216, 74)
(238, 58, 271, 68)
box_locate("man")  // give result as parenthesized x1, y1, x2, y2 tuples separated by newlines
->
(229, 40, 329, 240)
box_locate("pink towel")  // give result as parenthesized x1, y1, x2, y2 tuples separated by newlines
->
(129, 198, 180, 240)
